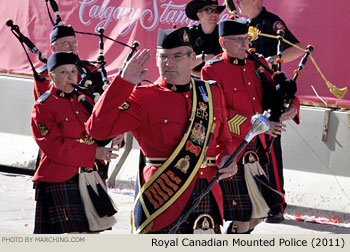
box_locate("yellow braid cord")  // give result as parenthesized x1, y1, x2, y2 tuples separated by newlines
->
(225, 0, 240, 18)
(249, 28, 348, 99)
(309, 55, 348, 99)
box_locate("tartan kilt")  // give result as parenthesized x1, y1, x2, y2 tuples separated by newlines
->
(34, 174, 90, 234)
(220, 162, 269, 222)
(150, 178, 221, 234)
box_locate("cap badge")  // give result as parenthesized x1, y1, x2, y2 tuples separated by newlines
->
(183, 30, 190, 43)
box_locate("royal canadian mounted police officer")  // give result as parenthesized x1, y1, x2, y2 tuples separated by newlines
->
(201, 18, 300, 233)
(85, 27, 238, 234)
(31, 52, 118, 233)
(33, 24, 124, 179)
(185, 0, 225, 78)
(237, 0, 303, 223)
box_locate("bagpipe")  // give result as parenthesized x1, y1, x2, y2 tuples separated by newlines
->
(5, 1, 140, 176)
(248, 28, 347, 99)
(44, 0, 140, 178)
(6, 0, 140, 115)
(225, 0, 347, 99)
(225, 0, 347, 153)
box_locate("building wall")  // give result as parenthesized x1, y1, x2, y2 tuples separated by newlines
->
(1, 75, 349, 220)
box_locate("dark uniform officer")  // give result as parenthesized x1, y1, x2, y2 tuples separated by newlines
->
(249, 7, 300, 60)
(86, 27, 237, 234)
(31, 52, 117, 233)
(185, 0, 225, 77)
(201, 18, 300, 233)
(240, 2, 302, 223)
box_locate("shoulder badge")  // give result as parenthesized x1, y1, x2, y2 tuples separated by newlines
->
(206, 58, 224, 65)
(272, 21, 286, 31)
(36, 92, 52, 103)
(38, 123, 49, 137)
(37, 65, 47, 74)
(119, 101, 130, 111)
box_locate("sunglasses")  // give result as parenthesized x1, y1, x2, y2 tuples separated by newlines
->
(201, 8, 221, 14)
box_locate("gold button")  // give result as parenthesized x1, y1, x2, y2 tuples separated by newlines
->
(243, 68, 246, 72)
(164, 119, 168, 123)
(213, 116, 216, 120)
(200, 171, 203, 175)
(76, 111, 79, 115)
(252, 97, 256, 100)
(256, 112, 259, 115)
(185, 94, 189, 98)
(70, 98, 73, 102)
(65, 118, 69, 121)
(234, 88, 237, 91)
(248, 82, 251, 85)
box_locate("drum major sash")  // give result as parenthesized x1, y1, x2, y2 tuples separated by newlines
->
(131, 79, 214, 233)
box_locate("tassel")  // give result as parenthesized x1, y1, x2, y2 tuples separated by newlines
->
(96, 182, 117, 217)
(79, 171, 117, 231)
(86, 182, 107, 217)
(244, 161, 270, 218)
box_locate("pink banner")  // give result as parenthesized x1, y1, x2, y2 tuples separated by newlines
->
(0, 0, 349, 105)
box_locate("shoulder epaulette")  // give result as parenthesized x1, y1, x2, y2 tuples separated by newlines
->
(37, 65, 47, 74)
(206, 58, 224, 65)
(192, 77, 217, 86)
(206, 80, 217, 85)
(36, 92, 52, 103)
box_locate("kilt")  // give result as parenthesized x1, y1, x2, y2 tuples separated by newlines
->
(220, 138, 269, 222)
(150, 178, 221, 234)
(34, 174, 90, 234)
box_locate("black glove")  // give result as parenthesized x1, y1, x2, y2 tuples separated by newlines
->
(272, 71, 287, 83)
(279, 78, 297, 99)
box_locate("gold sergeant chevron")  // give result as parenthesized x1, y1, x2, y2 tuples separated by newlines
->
(228, 114, 248, 136)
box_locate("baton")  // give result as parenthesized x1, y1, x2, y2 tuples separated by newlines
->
(168, 111, 270, 234)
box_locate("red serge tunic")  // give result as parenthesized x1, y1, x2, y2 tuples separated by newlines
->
(31, 85, 97, 183)
(86, 76, 235, 231)
(202, 51, 300, 161)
